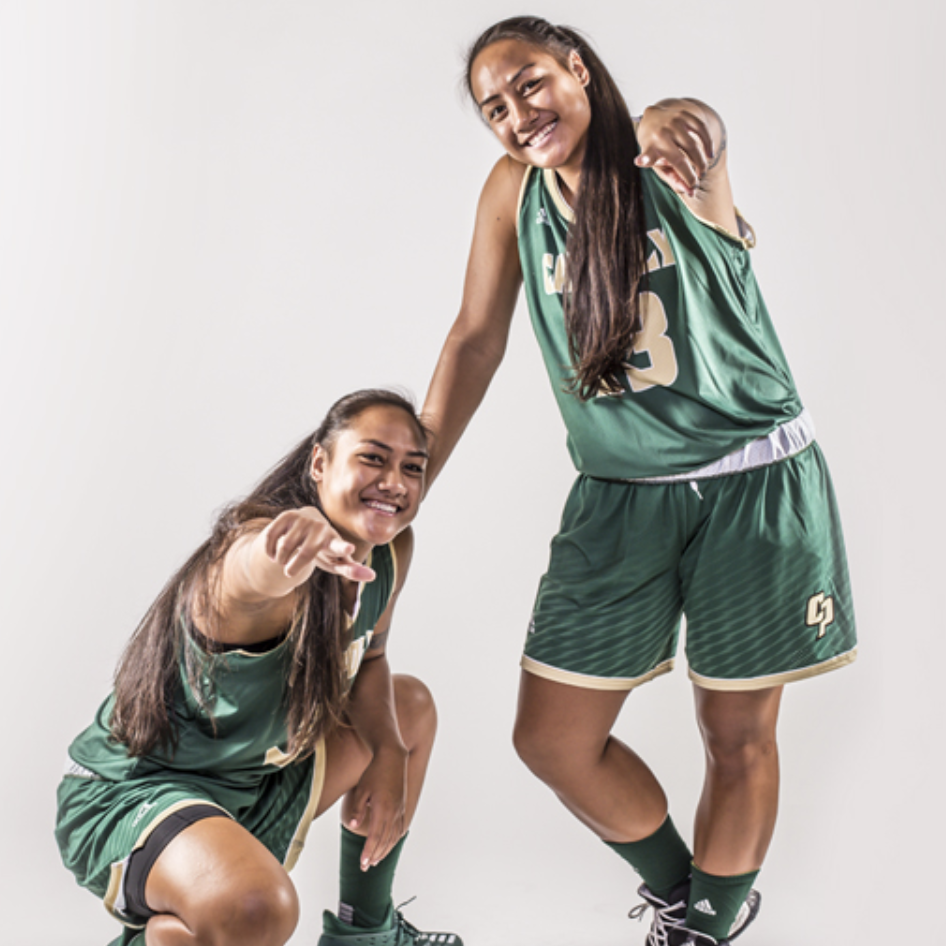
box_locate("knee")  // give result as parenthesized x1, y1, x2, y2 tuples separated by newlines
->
(202, 875, 299, 946)
(700, 724, 778, 778)
(393, 674, 437, 746)
(512, 715, 564, 782)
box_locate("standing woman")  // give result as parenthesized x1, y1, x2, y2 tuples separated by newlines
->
(423, 16, 855, 946)
(56, 390, 461, 946)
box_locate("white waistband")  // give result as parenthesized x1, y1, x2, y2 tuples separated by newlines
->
(630, 409, 815, 483)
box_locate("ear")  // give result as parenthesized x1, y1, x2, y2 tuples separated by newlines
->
(568, 50, 590, 88)
(310, 444, 327, 483)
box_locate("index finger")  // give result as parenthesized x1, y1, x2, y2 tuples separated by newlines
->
(324, 538, 376, 582)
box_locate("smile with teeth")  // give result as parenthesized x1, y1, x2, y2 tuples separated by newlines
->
(363, 499, 401, 516)
(526, 119, 558, 147)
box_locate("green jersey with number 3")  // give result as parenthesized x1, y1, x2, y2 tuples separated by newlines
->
(517, 165, 804, 479)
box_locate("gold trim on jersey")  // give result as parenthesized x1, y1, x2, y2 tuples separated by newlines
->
(388, 541, 398, 592)
(543, 168, 576, 223)
(283, 735, 327, 871)
(676, 194, 756, 250)
(104, 798, 232, 925)
(521, 655, 674, 691)
(689, 648, 858, 692)
(516, 165, 537, 234)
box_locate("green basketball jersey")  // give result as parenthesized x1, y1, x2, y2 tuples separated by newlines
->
(517, 166, 804, 479)
(66, 542, 396, 785)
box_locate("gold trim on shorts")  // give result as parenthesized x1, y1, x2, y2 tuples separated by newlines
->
(283, 734, 327, 871)
(521, 655, 675, 691)
(689, 647, 858, 691)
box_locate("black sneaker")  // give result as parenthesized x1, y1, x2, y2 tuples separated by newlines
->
(722, 887, 761, 942)
(629, 881, 689, 946)
(668, 927, 719, 946)
(631, 884, 761, 946)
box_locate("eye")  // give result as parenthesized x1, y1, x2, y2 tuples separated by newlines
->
(404, 462, 425, 477)
(360, 453, 385, 465)
(487, 102, 507, 123)
(522, 77, 541, 94)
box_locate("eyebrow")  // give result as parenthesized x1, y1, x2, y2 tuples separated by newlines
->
(361, 439, 429, 460)
(477, 62, 536, 110)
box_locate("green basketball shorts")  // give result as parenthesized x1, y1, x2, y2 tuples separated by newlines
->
(55, 743, 325, 928)
(522, 443, 856, 691)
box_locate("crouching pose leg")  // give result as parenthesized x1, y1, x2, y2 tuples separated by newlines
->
(56, 391, 461, 946)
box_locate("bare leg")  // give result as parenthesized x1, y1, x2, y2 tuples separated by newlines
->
(693, 684, 783, 874)
(513, 670, 667, 841)
(142, 675, 435, 944)
(144, 817, 299, 946)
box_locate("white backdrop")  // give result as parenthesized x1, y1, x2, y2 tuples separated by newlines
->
(1, 2, 942, 944)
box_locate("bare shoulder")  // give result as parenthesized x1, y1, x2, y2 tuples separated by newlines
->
(479, 155, 528, 222)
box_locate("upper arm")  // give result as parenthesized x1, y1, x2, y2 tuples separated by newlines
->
(365, 528, 414, 658)
(452, 155, 526, 355)
(422, 157, 528, 485)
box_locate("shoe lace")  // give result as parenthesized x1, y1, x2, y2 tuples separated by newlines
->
(628, 892, 686, 946)
(392, 898, 425, 945)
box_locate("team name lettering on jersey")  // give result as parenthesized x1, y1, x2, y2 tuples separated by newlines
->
(544, 229, 675, 297)
(646, 228, 676, 272)
(542, 253, 567, 295)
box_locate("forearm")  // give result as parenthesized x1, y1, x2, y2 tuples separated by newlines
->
(422, 325, 506, 486)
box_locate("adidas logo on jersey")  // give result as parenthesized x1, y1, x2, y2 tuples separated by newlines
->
(131, 801, 156, 828)
(536, 208, 551, 227)
(693, 899, 717, 916)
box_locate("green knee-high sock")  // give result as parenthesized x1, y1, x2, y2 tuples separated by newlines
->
(686, 864, 759, 939)
(337, 826, 407, 929)
(604, 815, 692, 901)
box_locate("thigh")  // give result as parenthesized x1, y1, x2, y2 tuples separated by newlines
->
(145, 816, 297, 937)
(524, 475, 687, 689)
(682, 444, 857, 690)
(516, 669, 630, 754)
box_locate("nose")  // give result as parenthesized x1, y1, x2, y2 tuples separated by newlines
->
(378, 467, 408, 496)
(510, 99, 537, 136)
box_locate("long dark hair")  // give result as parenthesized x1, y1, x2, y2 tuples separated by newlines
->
(466, 16, 649, 400)
(110, 389, 427, 760)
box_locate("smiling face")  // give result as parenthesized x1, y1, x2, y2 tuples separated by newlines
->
(470, 38, 591, 185)
(310, 404, 427, 559)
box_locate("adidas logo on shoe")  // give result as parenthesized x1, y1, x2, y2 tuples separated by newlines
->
(693, 899, 717, 916)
